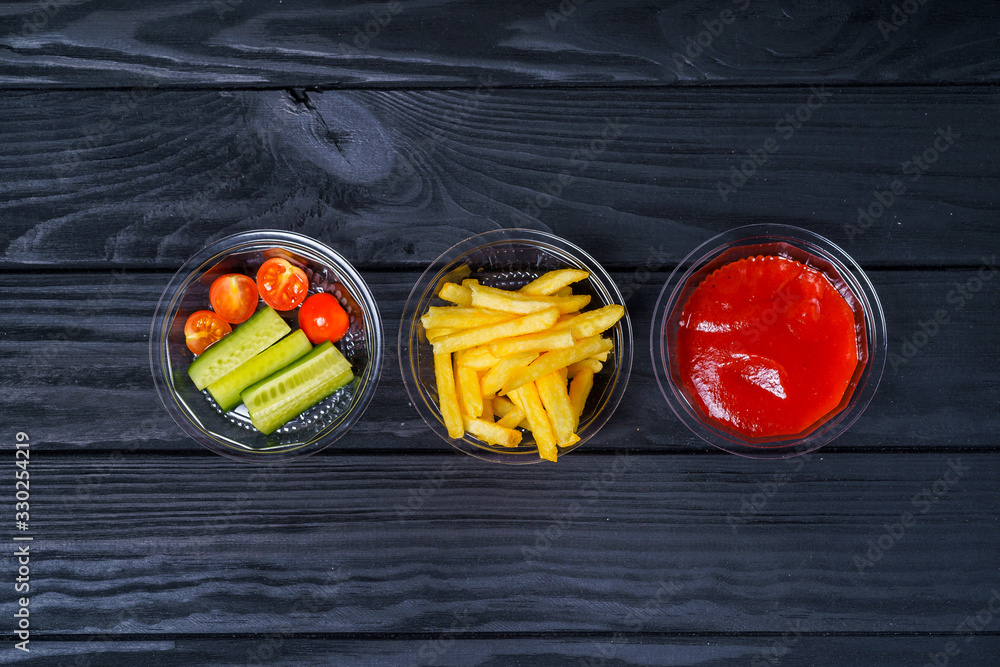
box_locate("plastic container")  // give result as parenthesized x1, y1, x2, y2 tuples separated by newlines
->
(651, 224, 886, 458)
(400, 228, 633, 464)
(150, 230, 383, 461)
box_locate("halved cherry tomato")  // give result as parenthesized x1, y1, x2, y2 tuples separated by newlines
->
(298, 292, 350, 344)
(184, 310, 232, 355)
(256, 258, 309, 311)
(209, 273, 258, 324)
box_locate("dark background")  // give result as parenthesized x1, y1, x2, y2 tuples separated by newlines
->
(1, 0, 999, 665)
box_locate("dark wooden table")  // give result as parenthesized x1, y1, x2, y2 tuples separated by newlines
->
(3, 1, 1000, 665)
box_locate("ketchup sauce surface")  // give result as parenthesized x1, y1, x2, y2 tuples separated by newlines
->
(676, 255, 860, 439)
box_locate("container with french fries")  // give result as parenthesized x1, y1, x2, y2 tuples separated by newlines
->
(400, 229, 633, 464)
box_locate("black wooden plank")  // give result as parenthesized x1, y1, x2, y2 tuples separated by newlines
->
(9, 453, 1000, 637)
(0, 88, 997, 270)
(0, 0, 998, 88)
(2, 268, 998, 453)
(10, 635, 1000, 666)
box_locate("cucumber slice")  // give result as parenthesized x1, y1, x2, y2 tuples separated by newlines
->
(207, 329, 313, 412)
(241, 341, 355, 435)
(187, 307, 290, 390)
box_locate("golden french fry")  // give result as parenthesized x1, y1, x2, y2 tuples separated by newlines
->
(425, 327, 458, 342)
(454, 359, 483, 418)
(456, 346, 500, 370)
(590, 351, 609, 362)
(464, 416, 522, 448)
(481, 352, 538, 397)
(569, 367, 594, 431)
(520, 269, 589, 296)
(468, 281, 590, 315)
(434, 351, 464, 439)
(438, 282, 472, 306)
(481, 393, 495, 423)
(432, 308, 559, 355)
(493, 396, 515, 417)
(554, 304, 625, 339)
(510, 383, 558, 462)
(502, 335, 613, 395)
(496, 405, 527, 429)
(421, 306, 514, 330)
(536, 372, 577, 446)
(567, 358, 603, 377)
(487, 330, 574, 358)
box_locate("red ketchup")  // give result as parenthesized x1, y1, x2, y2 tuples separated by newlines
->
(676, 255, 861, 440)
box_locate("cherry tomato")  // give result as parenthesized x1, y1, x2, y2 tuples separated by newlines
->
(184, 310, 232, 355)
(298, 292, 350, 344)
(209, 273, 258, 324)
(256, 258, 309, 311)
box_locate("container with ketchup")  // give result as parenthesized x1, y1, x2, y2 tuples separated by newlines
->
(651, 225, 886, 458)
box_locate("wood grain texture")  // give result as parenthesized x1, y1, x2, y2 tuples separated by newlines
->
(0, 0, 998, 88)
(10, 636, 1000, 666)
(3, 268, 998, 454)
(0, 88, 997, 270)
(7, 453, 1000, 638)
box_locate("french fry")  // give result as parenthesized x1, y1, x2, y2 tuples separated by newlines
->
(438, 282, 472, 306)
(481, 352, 538, 397)
(554, 304, 625, 339)
(488, 330, 574, 358)
(567, 358, 603, 377)
(464, 416, 522, 448)
(456, 346, 500, 370)
(424, 269, 619, 460)
(493, 395, 517, 417)
(568, 367, 594, 431)
(432, 308, 559, 355)
(434, 351, 464, 438)
(520, 269, 589, 296)
(536, 372, 578, 446)
(510, 383, 558, 462)
(421, 306, 513, 330)
(425, 327, 458, 342)
(496, 405, 527, 429)
(502, 335, 614, 395)
(481, 393, 495, 423)
(467, 281, 590, 315)
(454, 359, 483, 418)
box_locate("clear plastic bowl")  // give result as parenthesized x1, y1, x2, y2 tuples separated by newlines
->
(651, 224, 886, 458)
(150, 230, 383, 462)
(399, 229, 633, 464)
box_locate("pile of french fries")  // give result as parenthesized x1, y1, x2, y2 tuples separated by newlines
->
(422, 268, 624, 462)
